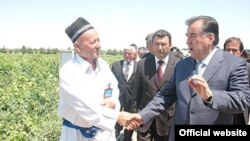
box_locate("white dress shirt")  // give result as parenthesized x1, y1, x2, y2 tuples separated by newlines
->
(123, 60, 134, 81)
(155, 55, 169, 72)
(58, 54, 120, 141)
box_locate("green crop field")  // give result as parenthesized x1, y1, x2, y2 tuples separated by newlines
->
(0, 53, 121, 141)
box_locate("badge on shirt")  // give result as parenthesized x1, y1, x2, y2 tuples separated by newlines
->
(103, 83, 112, 98)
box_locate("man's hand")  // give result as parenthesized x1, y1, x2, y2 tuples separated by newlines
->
(117, 111, 133, 126)
(126, 113, 143, 131)
(100, 98, 115, 109)
(188, 75, 213, 101)
(117, 112, 143, 130)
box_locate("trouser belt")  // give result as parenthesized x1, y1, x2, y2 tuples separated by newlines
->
(63, 119, 100, 138)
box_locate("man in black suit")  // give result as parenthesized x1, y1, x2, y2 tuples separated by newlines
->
(111, 45, 138, 141)
(131, 30, 180, 141)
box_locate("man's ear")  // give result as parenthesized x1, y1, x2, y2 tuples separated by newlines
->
(208, 33, 215, 45)
(73, 41, 80, 52)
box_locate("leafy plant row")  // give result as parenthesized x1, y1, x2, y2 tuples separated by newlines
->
(0, 53, 121, 141)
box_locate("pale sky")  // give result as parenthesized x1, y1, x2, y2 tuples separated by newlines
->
(0, 0, 249, 50)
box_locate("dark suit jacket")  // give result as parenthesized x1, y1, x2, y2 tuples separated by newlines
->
(142, 52, 153, 58)
(139, 48, 250, 140)
(131, 54, 180, 136)
(244, 62, 250, 124)
(111, 60, 137, 111)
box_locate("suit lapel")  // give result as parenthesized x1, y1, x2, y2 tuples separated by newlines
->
(146, 56, 159, 87)
(202, 49, 223, 82)
(128, 61, 137, 82)
(159, 55, 174, 87)
(189, 49, 223, 97)
(120, 60, 127, 81)
(188, 58, 197, 97)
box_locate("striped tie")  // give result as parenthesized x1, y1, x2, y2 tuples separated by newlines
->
(124, 62, 130, 81)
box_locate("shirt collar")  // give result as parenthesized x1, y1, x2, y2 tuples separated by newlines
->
(155, 54, 169, 65)
(199, 47, 218, 66)
(75, 53, 100, 73)
(124, 60, 134, 66)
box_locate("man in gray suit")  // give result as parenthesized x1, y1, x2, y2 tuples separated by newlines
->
(131, 29, 180, 141)
(111, 45, 138, 141)
(126, 15, 250, 141)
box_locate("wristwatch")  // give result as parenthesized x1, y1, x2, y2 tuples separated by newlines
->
(203, 95, 213, 107)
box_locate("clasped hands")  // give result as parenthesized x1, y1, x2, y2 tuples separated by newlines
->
(101, 99, 143, 130)
(117, 111, 143, 130)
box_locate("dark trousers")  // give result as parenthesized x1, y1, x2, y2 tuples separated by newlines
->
(115, 123, 134, 141)
(137, 119, 169, 141)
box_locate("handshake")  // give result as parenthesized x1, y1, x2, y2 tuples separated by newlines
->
(101, 99, 144, 130)
(117, 111, 143, 130)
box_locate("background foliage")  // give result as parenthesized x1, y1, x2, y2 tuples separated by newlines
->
(0, 51, 122, 141)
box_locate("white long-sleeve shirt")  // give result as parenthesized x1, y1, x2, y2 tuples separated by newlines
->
(58, 54, 120, 141)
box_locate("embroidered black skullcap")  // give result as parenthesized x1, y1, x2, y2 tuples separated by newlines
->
(65, 17, 94, 43)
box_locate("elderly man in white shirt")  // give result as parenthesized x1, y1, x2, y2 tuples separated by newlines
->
(58, 17, 131, 141)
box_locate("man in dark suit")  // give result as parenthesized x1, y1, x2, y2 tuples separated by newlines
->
(131, 29, 180, 141)
(111, 45, 138, 141)
(223, 37, 250, 125)
(126, 15, 250, 141)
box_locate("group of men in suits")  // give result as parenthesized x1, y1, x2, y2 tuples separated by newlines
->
(112, 29, 181, 141)
(113, 15, 250, 141)
(131, 29, 179, 141)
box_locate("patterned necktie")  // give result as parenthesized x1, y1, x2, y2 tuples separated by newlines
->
(124, 62, 130, 81)
(157, 60, 164, 82)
